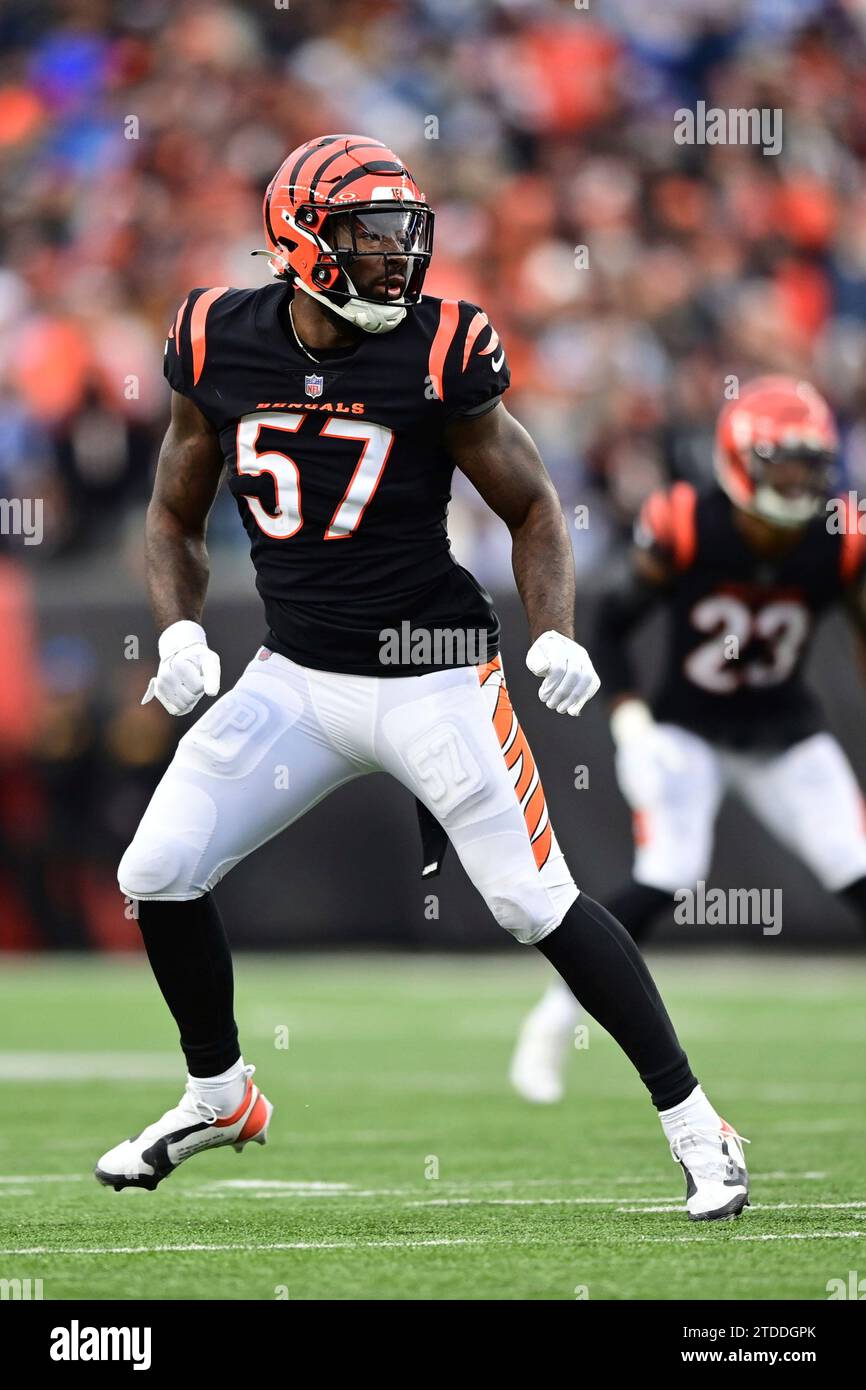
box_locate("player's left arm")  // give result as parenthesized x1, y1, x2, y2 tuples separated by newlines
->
(445, 401, 599, 716)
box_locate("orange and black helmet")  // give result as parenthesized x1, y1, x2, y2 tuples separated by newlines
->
(259, 134, 433, 333)
(715, 376, 839, 526)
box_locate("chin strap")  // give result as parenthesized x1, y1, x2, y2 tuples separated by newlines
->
(294, 278, 406, 333)
(750, 485, 823, 527)
(251, 251, 408, 333)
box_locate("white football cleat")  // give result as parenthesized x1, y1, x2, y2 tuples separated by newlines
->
(509, 1018, 570, 1104)
(95, 1064, 273, 1191)
(670, 1117, 750, 1221)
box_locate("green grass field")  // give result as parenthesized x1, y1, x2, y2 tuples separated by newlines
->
(0, 951, 863, 1301)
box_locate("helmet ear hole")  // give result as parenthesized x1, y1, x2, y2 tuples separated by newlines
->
(298, 205, 325, 230)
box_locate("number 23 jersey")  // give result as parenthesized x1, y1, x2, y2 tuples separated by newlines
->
(634, 483, 866, 748)
(163, 283, 510, 674)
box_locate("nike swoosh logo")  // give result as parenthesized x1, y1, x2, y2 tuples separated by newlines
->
(491, 351, 505, 371)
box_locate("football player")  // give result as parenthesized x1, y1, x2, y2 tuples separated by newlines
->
(95, 135, 747, 1220)
(511, 376, 866, 1104)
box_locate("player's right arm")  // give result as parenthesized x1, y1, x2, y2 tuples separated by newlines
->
(140, 390, 225, 716)
(591, 478, 687, 716)
(593, 487, 692, 804)
(146, 390, 224, 630)
(592, 544, 671, 714)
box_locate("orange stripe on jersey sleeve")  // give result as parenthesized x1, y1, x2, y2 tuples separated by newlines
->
(840, 497, 866, 583)
(173, 297, 189, 345)
(669, 481, 698, 571)
(428, 299, 460, 402)
(462, 311, 489, 370)
(190, 287, 229, 386)
(462, 310, 501, 368)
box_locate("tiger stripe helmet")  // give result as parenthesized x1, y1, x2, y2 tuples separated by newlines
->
(715, 376, 839, 527)
(259, 134, 434, 334)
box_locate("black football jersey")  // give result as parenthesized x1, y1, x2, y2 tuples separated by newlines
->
(634, 483, 866, 748)
(163, 283, 510, 674)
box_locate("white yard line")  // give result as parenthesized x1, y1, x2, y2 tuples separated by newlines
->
(617, 1201, 866, 1214)
(0, 1053, 181, 1081)
(203, 1179, 351, 1190)
(406, 1196, 683, 1207)
(0, 1174, 84, 1184)
(253, 1189, 422, 1199)
(0, 1238, 482, 1256)
(624, 1230, 866, 1245)
(2, 1229, 863, 1257)
(0, 1173, 829, 1198)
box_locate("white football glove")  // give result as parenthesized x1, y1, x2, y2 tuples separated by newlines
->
(610, 698, 687, 808)
(141, 620, 221, 717)
(525, 630, 601, 716)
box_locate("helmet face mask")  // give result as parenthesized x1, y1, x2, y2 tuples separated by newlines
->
(258, 135, 434, 333)
(321, 206, 434, 307)
(748, 444, 837, 527)
(715, 377, 839, 529)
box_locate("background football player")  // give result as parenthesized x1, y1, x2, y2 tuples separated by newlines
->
(511, 376, 866, 1104)
(94, 135, 748, 1222)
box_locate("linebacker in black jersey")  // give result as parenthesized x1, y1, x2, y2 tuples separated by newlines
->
(96, 135, 747, 1220)
(512, 376, 866, 1105)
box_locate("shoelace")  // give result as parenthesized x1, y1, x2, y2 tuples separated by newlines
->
(182, 1064, 256, 1126)
(670, 1122, 751, 1178)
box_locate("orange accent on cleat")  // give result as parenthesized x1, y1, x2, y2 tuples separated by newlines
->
(237, 1093, 269, 1144)
(212, 1079, 254, 1128)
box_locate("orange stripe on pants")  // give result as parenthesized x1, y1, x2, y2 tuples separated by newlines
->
(478, 658, 553, 870)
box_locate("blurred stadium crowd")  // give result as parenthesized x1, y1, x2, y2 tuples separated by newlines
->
(3, 0, 866, 946)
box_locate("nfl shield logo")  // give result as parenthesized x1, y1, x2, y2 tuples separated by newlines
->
(305, 373, 324, 398)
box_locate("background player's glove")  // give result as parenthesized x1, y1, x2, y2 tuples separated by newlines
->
(141, 620, 221, 717)
(610, 698, 686, 808)
(525, 631, 601, 716)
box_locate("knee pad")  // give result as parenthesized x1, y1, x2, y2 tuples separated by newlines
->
(117, 781, 217, 900)
(482, 865, 576, 946)
(117, 837, 196, 901)
(486, 889, 546, 943)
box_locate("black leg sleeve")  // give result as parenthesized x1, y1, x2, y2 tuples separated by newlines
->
(537, 892, 696, 1110)
(137, 895, 240, 1076)
(838, 874, 866, 933)
(603, 880, 672, 946)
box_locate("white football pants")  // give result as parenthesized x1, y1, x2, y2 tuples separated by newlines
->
(630, 725, 866, 894)
(118, 648, 578, 945)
